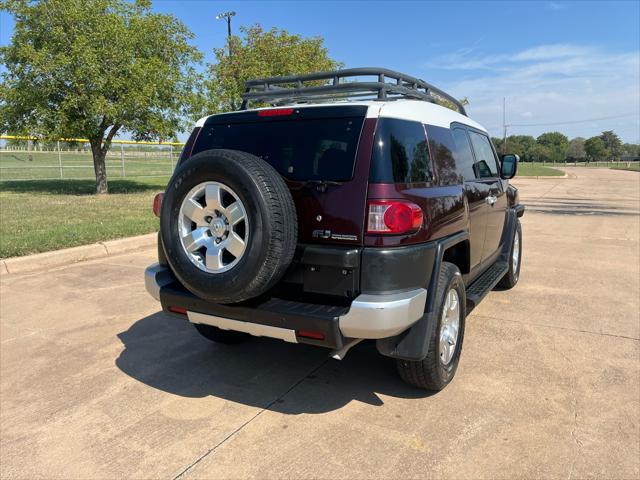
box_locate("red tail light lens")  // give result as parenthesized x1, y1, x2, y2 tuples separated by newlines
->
(258, 108, 294, 117)
(168, 306, 187, 315)
(367, 200, 423, 234)
(297, 330, 325, 341)
(152, 193, 164, 218)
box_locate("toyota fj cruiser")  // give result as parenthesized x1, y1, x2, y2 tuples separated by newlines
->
(145, 68, 524, 391)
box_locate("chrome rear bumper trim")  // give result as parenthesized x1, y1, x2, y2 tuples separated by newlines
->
(339, 289, 427, 339)
(144, 263, 174, 301)
(188, 311, 298, 343)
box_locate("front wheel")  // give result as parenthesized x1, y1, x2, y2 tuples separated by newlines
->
(497, 219, 522, 289)
(396, 262, 466, 391)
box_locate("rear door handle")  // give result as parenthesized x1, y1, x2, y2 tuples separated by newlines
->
(486, 195, 497, 206)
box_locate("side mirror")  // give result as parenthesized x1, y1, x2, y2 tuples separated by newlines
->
(501, 154, 519, 179)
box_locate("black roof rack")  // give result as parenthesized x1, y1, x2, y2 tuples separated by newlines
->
(240, 67, 467, 116)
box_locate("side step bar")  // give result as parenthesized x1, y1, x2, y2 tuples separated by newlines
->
(465, 261, 509, 313)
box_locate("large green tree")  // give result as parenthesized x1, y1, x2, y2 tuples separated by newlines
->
(599, 130, 623, 160)
(0, 0, 202, 193)
(528, 143, 553, 163)
(584, 136, 608, 162)
(567, 137, 586, 161)
(205, 24, 340, 113)
(621, 143, 640, 157)
(536, 132, 569, 163)
(508, 135, 536, 161)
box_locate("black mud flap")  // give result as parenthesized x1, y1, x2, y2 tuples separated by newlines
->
(375, 231, 468, 362)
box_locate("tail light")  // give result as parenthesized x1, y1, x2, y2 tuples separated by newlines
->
(367, 200, 423, 234)
(152, 193, 164, 217)
(258, 108, 294, 117)
(297, 330, 325, 341)
(167, 306, 187, 316)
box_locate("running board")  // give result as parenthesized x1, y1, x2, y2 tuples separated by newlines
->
(465, 261, 508, 313)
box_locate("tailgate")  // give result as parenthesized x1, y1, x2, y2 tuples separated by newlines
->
(191, 105, 376, 246)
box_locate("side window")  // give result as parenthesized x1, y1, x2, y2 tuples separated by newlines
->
(424, 125, 462, 186)
(468, 131, 499, 178)
(370, 118, 432, 183)
(451, 128, 476, 181)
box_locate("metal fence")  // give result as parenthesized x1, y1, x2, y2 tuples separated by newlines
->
(533, 159, 639, 168)
(0, 136, 184, 181)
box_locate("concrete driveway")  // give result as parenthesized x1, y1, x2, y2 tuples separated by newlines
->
(1, 167, 638, 479)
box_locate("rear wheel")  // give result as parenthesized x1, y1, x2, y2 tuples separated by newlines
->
(193, 323, 249, 344)
(396, 262, 466, 391)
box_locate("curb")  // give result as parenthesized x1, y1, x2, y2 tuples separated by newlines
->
(0, 233, 156, 276)
(516, 173, 569, 179)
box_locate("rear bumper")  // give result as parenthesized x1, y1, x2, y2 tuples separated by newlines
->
(145, 263, 426, 347)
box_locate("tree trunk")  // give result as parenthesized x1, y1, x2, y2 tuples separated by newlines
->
(90, 141, 108, 194)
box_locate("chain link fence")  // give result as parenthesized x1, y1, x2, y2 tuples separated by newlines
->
(0, 136, 184, 181)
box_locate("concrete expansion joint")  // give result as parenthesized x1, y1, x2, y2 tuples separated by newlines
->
(171, 358, 330, 480)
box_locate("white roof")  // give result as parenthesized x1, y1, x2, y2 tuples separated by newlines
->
(377, 100, 486, 132)
(195, 100, 485, 132)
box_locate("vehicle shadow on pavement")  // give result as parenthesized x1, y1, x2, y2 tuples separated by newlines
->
(116, 312, 430, 414)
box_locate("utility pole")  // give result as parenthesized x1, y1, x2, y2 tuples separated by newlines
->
(502, 97, 508, 154)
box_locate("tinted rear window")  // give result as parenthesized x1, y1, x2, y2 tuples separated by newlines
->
(192, 117, 365, 181)
(451, 127, 476, 181)
(425, 125, 462, 186)
(370, 118, 433, 183)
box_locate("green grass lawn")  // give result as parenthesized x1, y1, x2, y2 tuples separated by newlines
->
(0, 177, 169, 258)
(610, 164, 640, 172)
(516, 162, 564, 177)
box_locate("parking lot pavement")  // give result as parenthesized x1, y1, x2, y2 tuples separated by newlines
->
(1, 167, 638, 479)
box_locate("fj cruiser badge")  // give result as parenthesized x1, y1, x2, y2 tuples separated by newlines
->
(312, 229, 358, 241)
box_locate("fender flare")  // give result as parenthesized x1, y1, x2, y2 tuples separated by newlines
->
(376, 231, 469, 361)
(498, 204, 525, 262)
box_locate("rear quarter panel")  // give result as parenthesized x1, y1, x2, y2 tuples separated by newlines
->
(364, 183, 466, 247)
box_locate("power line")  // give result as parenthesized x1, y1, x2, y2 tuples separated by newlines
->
(507, 113, 638, 128)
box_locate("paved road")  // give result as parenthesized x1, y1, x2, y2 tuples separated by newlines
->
(1, 168, 638, 479)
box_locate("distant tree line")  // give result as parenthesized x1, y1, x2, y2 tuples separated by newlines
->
(492, 131, 639, 163)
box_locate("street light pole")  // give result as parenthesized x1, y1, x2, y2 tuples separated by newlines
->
(216, 11, 237, 109)
(215, 11, 236, 43)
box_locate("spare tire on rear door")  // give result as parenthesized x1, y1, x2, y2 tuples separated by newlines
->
(160, 149, 297, 304)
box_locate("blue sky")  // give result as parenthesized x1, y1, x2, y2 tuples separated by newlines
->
(2, 1, 639, 142)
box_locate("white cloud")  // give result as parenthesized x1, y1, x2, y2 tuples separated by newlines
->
(429, 44, 596, 70)
(427, 44, 640, 142)
(547, 2, 569, 10)
(512, 44, 591, 61)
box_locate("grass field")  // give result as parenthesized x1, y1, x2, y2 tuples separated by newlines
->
(516, 162, 564, 176)
(0, 149, 177, 180)
(611, 164, 640, 172)
(0, 177, 168, 258)
(3, 157, 634, 258)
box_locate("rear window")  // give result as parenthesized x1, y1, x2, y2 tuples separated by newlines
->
(192, 116, 365, 181)
(424, 125, 463, 186)
(451, 127, 476, 181)
(370, 118, 433, 183)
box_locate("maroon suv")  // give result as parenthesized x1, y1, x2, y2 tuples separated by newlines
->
(145, 68, 524, 391)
